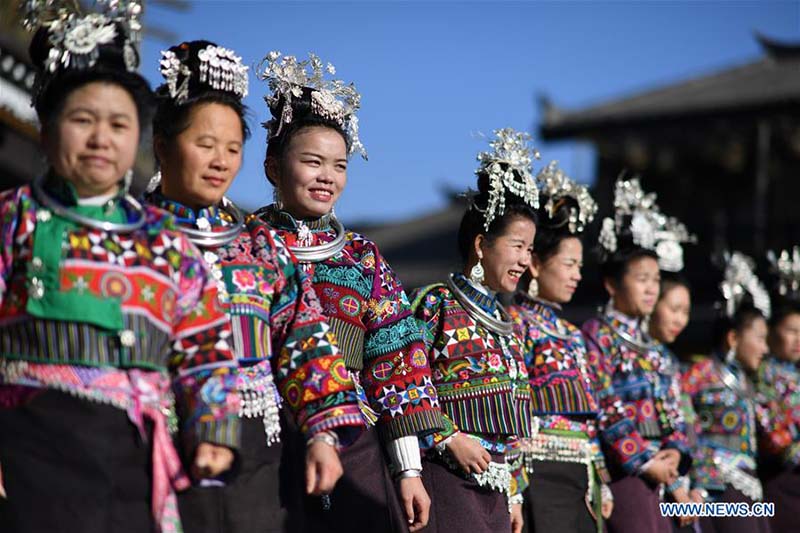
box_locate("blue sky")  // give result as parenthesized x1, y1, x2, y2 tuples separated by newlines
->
(138, 1, 799, 224)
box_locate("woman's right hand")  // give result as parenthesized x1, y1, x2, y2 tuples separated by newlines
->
(446, 434, 492, 474)
(642, 456, 678, 486)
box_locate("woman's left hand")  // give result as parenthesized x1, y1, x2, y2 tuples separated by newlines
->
(510, 502, 524, 533)
(305, 440, 344, 496)
(192, 442, 235, 480)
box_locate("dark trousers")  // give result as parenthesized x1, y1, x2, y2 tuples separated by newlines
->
(606, 475, 672, 533)
(0, 389, 155, 533)
(178, 416, 285, 533)
(522, 460, 596, 533)
(699, 487, 772, 533)
(763, 467, 800, 533)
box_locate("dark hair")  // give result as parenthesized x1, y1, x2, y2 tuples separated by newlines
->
(600, 247, 659, 286)
(712, 301, 766, 350)
(533, 196, 586, 263)
(29, 24, 154, 134)
(456, 169, 537, 264)
(152, 41, 250, 147)
(769, 296, 800, 329)
(658, 271, 691, 301)
(263, 87, 349, 184)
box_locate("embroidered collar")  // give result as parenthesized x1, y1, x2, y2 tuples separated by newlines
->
(149, 189, 226, 227)
(452, 272, 499, 317)
(261, 204, 334, 232)
(601, 309, 656, 352)
(513, 293, 571, 340)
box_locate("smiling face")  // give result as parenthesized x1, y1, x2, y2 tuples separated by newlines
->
(475, 216, 536, 293)
(43, 81, 140, 198)
(157, 102, 244, 209)
(605, 255, 661, 318)
(267, 126, 348, 219)
(532, 237, 583, 305)
(651, 283, 691, 344)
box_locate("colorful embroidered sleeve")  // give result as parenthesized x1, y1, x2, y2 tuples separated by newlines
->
(265, 227, 363, 439)
(680, 359, 725, 492)
(507, 439, 529, 497)
(658, 351, 692, 470)
(167, 232, 240, 452)
(582, 319, 655, 475)
(411, 285, 459, 447)
(0, 188, 27, 304)
(756, 361, 800, 466)
(359, 242, 442, 440)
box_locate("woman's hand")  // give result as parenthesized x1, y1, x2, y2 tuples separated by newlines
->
(446, 434, 492, 474)
(671, 487, 698, 527)
(510, 502, 524, 533)
(192, 443, 235, 481)
(641, 456, 678, 486)
(305, 440, 344, 496)
(397, 476, 430, 532)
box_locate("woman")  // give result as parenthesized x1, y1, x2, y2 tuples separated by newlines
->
(411, 128, 537, 533)
(681, 251, 774, 533)
(256, 51, 443, 533)
(582, 178, 692, 533)
(650, 269, 706, 531)
(507, 161, 612, 533)
(0, 8, 238, 533)
(754, 247, 800, 533)
(145, 41, 364, 533)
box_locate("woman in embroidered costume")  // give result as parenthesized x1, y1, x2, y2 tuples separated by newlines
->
(0, 4, 239, 532)
(410, 128, 537, 533)
(255, 52, 443, 533)
(753, 248, 800, 532)
(506, 161, 613, 533)
(646, 217, 706, 532)
(581, 177, 692, 533)
(681, 252, 774, 533)
(144, 41, 364, 533)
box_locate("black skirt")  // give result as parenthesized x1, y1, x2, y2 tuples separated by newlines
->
(280, 413, 408, 533)
(605, 475, 672, 533)
(177, 416, 285, 533)
(0, 389, 155, 533)
(763, 467, 800, 533)
(698, 485, 772, 533)
(522, 460, 596, 533)
(420, 453, 511, 533)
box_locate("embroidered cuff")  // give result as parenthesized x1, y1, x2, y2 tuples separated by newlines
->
(388, 435, 423, 473)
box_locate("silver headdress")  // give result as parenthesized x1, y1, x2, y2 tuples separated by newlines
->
(159, 44, 249, 105)
(767, 246, 800, 298)
(536, 160, 597, 234)
(23, 0, 143, 76)
(471, 128, 540, 232)
(720, 251, 771, 319)
(257, 51, 366, 159)
(598, 176, 695, 272)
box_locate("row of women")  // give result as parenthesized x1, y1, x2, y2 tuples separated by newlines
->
(1, 3, 798, 533)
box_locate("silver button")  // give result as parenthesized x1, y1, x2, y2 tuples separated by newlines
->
(31, 257, 43, 271)
(119, 330, 136, 347)
(36, 209, 52, 222)
(29, 277, 44, 299)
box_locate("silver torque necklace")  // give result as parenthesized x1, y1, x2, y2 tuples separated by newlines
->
(33, 176, 146, 233)
(286, 216, 346, 263)
(446, 273, 514, 336)
(180, 197, 245, 248)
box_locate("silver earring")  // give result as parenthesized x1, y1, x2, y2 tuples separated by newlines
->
(469, 259, 485, 285)
(527, 278, 538, 299)
(122, 169, 134, 193)
(145, 170, 161, 194)
(604, 297, 615, 316)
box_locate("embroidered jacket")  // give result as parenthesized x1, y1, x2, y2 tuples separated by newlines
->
(755, 357, 800, 468)
(0, 180, 239, 451)
(582, 310, 691, 478)
(411, 273, 532, 496)
(148, 193, 363, 441)
(681, 357, 779, 497)
(260, 206, 442, 440)
(509, 295, 609, 482)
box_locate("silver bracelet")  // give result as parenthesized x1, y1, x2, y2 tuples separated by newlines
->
(307, 431, 339, 449)
(395, 469, 422, 480)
